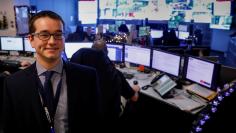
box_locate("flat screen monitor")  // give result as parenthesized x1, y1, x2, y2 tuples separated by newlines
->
(23, 37, 35, 52)
(139, 26, 150, 37)
(150, 29, 163, 38)
(178, 31, 189, 40)
(178, 24, 188, 32)
(210, 15, 232, 30)
(152, 49, 181, 77)
(115, 20, 125, 27)
(124, 45, 151, 67)
(65, 42, 92, 59)
(108, 24, 118, 33)
(168, 21, 179, 29)
(0, 36, 24, 51)
(183, 56, 220, 90)
(106, 43, 123, 62)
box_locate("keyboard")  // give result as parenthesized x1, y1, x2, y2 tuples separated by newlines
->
(1, 60, 21, 67)
(122, 72, 134, 79)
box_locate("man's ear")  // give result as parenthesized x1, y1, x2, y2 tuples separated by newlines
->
(28, 35, 35, 48)
(28, 34, 33, 41)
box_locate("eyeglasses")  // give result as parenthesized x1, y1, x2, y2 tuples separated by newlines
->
(31, 32, 65, 41)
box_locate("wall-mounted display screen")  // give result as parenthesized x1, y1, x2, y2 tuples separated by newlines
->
(78, 0, 97, 24)
(99, 0, 231, 23)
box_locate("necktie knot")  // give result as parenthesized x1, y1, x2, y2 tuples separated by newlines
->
(44, 71, 54, 81)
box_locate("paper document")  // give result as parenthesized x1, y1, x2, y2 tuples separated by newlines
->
(167, 95, 205, 111)
(185, 84, 217, 101)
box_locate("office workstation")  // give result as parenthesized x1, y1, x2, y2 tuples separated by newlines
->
(1, 0, 236, 133)
(64, 41, 235, 132)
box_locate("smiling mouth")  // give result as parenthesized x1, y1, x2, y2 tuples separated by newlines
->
(45, 48, 59, 51)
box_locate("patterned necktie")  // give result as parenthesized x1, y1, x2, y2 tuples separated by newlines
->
(44, 71, 54, 117)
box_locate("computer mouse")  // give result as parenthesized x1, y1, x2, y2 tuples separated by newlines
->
(133, 80, 138, 85)
(142, 85, 150, 90)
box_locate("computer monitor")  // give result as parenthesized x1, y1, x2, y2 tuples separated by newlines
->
(210, 15, 232, 30)
(150, 29, 163, 38)
(178, 31, 189, 40)
(152, 49, 181, 77)
(124, 45, 151, 67)
(65, 42, 92, 59)
(178, 24, 188, 32)
(183, 56, 220, 90)
(108, 24, 118, 33)
(168, 20, 179, 29)
(106, 43, 123, 62)
(138, 26, 150, 37)
(0, 36, 24, 51)
(115, 20, 125, 27)
(23, 37, 35, 52)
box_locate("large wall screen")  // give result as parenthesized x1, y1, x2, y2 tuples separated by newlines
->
(99, 0, 232, 24)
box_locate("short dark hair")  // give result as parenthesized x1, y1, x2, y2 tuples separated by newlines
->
(92, 39, 108, 55)
(28, 10, 65, 34)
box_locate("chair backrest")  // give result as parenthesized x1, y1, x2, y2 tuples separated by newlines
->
(220, 65, 236, 86)
(0, 72, 10, 129)
(200, 56, 219, 63)
(70, 48, 122, 120)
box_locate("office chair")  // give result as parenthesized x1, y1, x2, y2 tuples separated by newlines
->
(200, 56, 219, 63)
(219, 65, 236, 86)
(70, 48, 132, 121)
(0, 71, 10, 131)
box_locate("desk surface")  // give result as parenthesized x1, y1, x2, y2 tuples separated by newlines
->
(118, 67, 208, 114)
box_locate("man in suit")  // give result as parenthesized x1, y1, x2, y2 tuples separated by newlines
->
(2, 10, 102, 133)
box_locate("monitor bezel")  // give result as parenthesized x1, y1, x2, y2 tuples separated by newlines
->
(106, 43, 124, 63)
(0, 36, 24, 51)
(183, 55, 221, 91)
(151, 49, 182, 78)
(124, 45, 151, 67)
(23, 37, 35, 52)
(64, 42, 93, 59)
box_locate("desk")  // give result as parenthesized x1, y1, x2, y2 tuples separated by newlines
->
(118, 67, 208, 133)
(0, 55, 35, 73)
(118, 67, 207, 114)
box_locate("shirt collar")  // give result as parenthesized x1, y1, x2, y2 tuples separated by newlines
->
(36, 59, 63, 76)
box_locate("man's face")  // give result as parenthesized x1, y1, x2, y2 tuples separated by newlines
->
(29, 17, 65, 63)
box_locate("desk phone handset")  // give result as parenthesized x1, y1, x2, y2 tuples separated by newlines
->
(150, 73, 165, 85)
(151, 74, 177, 97)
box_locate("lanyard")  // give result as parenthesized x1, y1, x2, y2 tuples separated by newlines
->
(37, 70, 63, 133)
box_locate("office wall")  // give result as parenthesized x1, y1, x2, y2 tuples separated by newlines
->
(29, 0, 78, 34)
(211, 29, 232, 52)
(0, 0, 17, 36)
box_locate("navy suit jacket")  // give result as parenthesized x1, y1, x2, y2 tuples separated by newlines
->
(2, 61, 102, 133)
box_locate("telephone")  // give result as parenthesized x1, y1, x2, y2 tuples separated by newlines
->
(151, 74, 177, 97)
(150, 73, 164, 85)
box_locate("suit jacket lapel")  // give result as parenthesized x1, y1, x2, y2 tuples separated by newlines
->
(24, 63, 47, 129)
